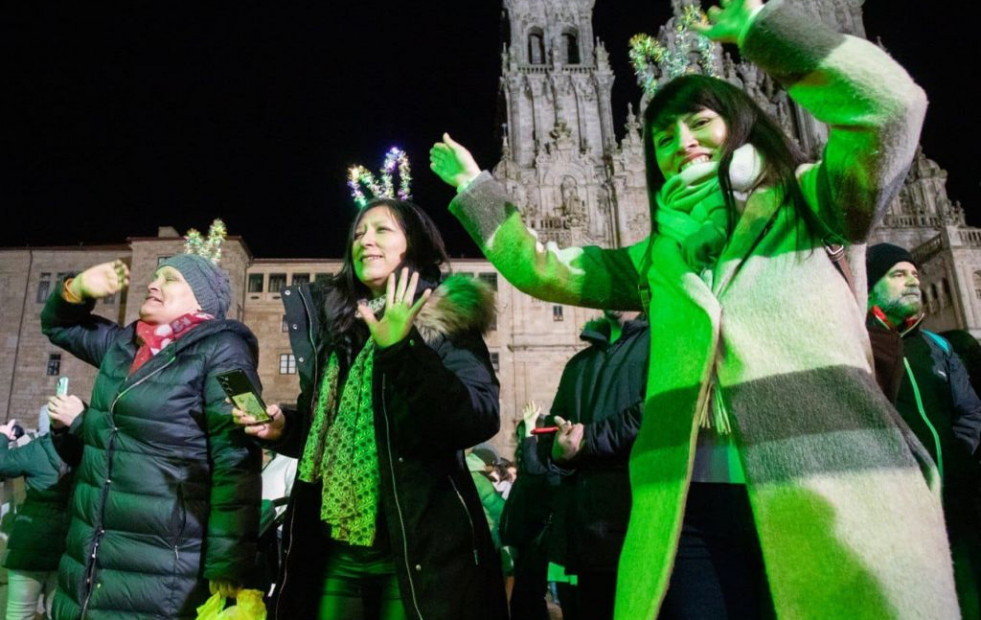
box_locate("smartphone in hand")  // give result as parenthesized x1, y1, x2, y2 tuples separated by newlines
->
(216, 369, 271, 423)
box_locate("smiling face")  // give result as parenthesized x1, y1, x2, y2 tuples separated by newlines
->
(652, 107, 729, 181)
(139, 266, 201, 325)
(352, 206, 408, 296)
(870, 261, 923, 323)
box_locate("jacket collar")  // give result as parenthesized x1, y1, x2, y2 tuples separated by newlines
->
(870, 305, 923, 337)
(119, 318, 257, 385)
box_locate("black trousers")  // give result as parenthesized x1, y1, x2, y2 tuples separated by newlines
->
(317, 542, 408, 620)
(659, 483, 774, 620)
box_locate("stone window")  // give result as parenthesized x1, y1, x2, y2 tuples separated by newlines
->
(282, 315, 289, 332)
(268, 274, 287, 293)
(528, 29, 545, 65)
(292, 273, 310, 285)
(37, 272, 52, 303)
(490, 352, 500, 372)
(279, 353, 296, 375)
(562, 31, 580, 64)
(47, 353, 62, 376)
(478, 273, 498, 291)
(315, 273, 333, 284)
(553, 305, 564, 321)
(248, 274, 264, 293)
(973, 271, 981, 300)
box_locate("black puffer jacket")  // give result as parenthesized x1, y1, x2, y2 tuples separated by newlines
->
(539, 318, 649, 573)
(41, 290, 263, 620)
(271, 274, 508, 620)
(0, 434, 73, 571)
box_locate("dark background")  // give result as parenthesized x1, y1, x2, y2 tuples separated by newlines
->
(3, 1, 975, 258)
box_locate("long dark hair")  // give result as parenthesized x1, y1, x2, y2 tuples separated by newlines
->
(642, 74, 809, 235)
(322, 198, 450, 364)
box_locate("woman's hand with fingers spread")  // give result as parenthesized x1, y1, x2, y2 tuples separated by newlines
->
(358, 268, 431, 348)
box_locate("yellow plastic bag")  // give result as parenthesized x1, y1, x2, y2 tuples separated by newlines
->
(195, 589, 267, 620)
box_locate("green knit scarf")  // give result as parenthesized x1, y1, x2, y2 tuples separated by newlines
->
(655, 144, 763, 273)
(298, 339, 380, 546)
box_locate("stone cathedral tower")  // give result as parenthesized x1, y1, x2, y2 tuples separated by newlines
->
(485, 0, 652, 440)
(494, 0, 650, 250)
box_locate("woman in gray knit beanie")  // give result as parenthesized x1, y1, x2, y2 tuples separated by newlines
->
(39, 254, 262, 618)
(158, 254, 232, 319)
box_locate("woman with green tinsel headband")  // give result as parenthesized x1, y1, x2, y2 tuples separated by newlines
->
(431, 0, 960, 618)
(233, 198, 507, 620)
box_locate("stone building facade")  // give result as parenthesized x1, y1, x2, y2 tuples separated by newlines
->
(0, 230, 602, 456)
(486, 0, 981, 452)
(2, 0, 978, 460)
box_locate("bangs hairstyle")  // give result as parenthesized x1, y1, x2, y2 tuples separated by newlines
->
(323, 198, 450, 361)
(642, 74, 808, 234)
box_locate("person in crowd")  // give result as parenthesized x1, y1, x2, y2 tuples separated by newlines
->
(534, 311, 649, 620)
(865, 242, 981, 617)
(430, 0, 956, 616)
(41, 253, 262, 619)
(0, 394, 82, 620)
(233, 198, 507, 620)
(491, 459, 515, 499)
(500, 402, 556, 620)
(467, 448, 507, 554)
(256, 449, 297, 593)
(941, 329, 981, 396)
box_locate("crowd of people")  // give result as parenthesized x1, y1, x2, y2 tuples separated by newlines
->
(0, 0, 978, 618)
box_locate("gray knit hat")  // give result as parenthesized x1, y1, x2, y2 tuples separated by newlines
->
(159, 254, 231, 318)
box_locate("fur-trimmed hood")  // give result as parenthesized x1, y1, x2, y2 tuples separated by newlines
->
(415, 274, 496, 345)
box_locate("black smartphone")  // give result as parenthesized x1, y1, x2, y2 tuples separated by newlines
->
(216, 369, 271, 423)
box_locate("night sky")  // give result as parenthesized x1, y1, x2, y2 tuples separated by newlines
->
(4, 1, 975, 259)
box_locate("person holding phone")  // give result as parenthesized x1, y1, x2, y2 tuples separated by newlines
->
(0, 394, 83, 620)
(233, 198, 506, 620)
(41, 253, 262, 620)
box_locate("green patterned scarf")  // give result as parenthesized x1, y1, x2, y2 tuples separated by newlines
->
(298, 339, 380, 546)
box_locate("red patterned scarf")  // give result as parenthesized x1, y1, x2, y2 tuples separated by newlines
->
(129, 312, 214, 375)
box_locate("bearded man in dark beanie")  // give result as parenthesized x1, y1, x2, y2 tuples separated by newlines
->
(866, 242, 981, 617)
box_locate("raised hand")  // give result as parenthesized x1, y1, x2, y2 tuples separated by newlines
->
(358, 268, 431, 348)
(521, 401, 542, 437)
(429, 133, 482, 189)
(232, 402, 286, 441)
(693, 0, 763, 44)
(551, 415, 585, 463)
(69, 259, 130, 301)
(48, 394, 86, 429)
